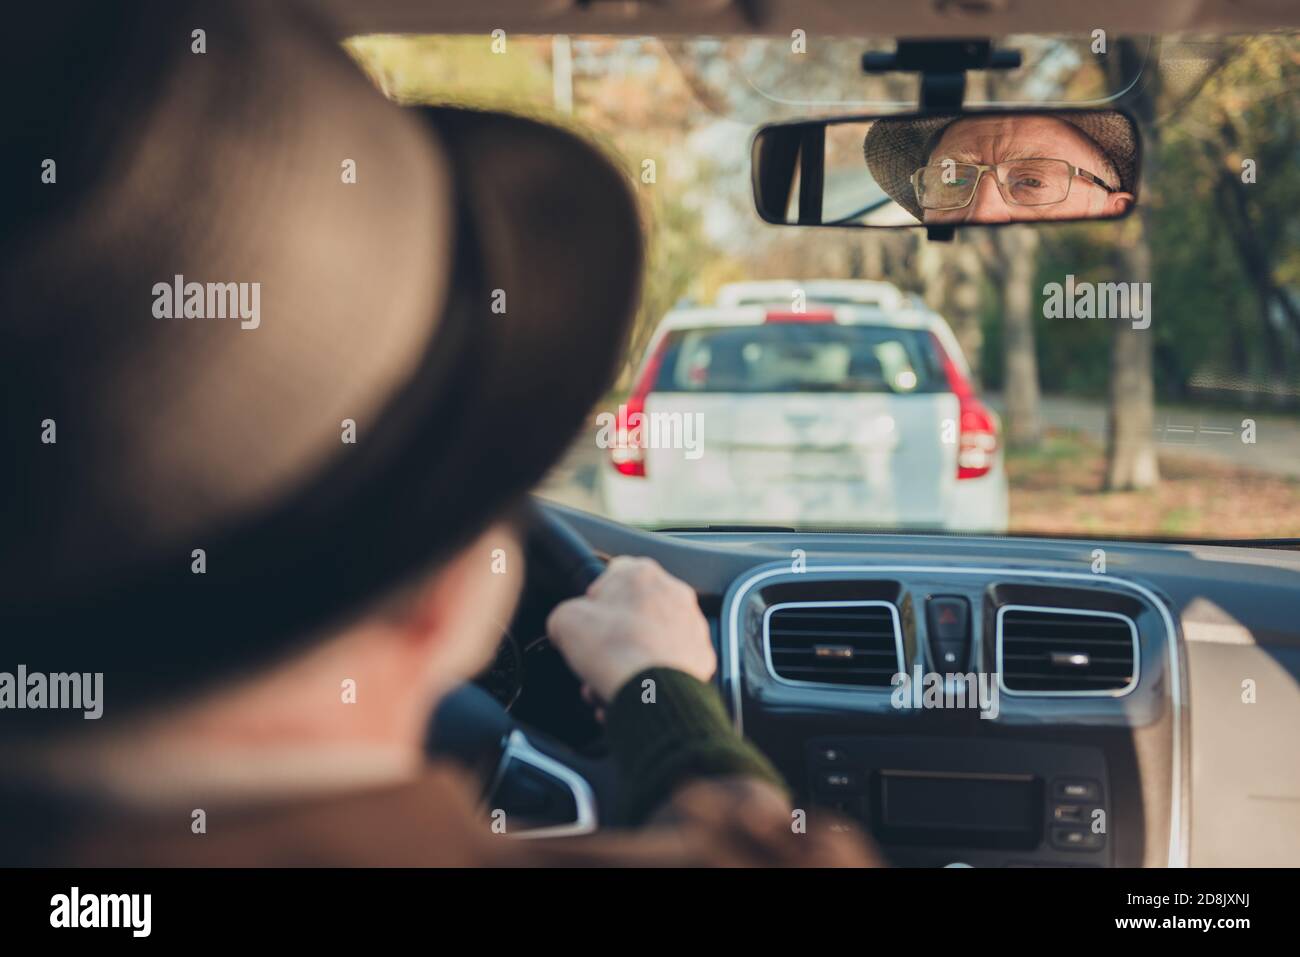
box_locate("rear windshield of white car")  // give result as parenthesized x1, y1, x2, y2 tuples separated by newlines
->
(650, 323, 946, 395)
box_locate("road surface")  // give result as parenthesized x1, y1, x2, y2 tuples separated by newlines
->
(538, 394, 1300, 515)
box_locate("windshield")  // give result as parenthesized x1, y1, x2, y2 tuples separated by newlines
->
(350, 33, 1300, 541)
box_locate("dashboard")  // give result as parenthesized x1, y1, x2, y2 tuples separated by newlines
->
(483, 503, 1300, 866)
(722, 562, 1175, 867)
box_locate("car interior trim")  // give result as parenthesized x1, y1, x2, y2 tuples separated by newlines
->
(994, 603, 1141, 698)
(722, 562, 1188, 866)
(761, 599, 905, 692)
(489, 729, 599, 839)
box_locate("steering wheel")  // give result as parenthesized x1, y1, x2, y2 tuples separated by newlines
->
(526, 499, 608, 596)
(424, 499, 618, 833)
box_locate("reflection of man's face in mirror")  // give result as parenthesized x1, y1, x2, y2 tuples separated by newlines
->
(922, 115, 1135, 224)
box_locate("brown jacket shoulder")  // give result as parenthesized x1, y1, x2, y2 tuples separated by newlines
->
(40, 763, 877, 868)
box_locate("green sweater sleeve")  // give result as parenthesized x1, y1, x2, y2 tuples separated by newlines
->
(604, 666, 787, 824)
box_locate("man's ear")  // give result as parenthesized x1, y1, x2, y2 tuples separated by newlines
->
(1105, 191, 1135, 217)
(389, 520, 524, 650)
(392, 553, 473, 650)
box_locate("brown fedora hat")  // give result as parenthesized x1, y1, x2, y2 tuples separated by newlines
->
(0, 0, 641, 729)
(863, 110, 1140, 221)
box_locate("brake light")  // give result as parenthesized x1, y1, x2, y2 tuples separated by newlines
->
(957, 402, 998, 479)
(610, 335, 669, 478)
(931, 332, 998, 480)
(764, 308, 835, 323)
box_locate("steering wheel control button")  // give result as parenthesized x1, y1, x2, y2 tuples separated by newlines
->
(815, 746, 847, 764)
(1051, 825, 1104, 851)
(925, 596, 971, 669)
(1053, 778, 1101, 802)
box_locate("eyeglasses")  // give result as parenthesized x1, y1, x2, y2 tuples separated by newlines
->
(910, 158, 1117, 211)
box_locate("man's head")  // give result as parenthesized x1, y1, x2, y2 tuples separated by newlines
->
(863, 109, 1139, 224)
(920, 115, 1133, 223)
(11, 519, 526, 802)
(0, 0, 641, 768)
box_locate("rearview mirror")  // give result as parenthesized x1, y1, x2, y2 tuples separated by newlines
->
(752, 108, 1140, 229)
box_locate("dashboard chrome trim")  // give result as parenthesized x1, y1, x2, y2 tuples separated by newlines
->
(762, 600, 904, 691)
(489, 730, 598, 839)
(721, 562, 1187, 867)
(995, 603, 1141, 698)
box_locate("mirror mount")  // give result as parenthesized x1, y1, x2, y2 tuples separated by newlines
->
(862, 39, 1023, 110)
(864, 40, 1022, 239)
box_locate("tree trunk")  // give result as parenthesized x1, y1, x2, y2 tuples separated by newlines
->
(1105, 230, 1161, 489)
(997, 227, 1043, 447)
(947, 236, 987, 388)
(846, 238, 866, 280)
(1104, 39, 1161, 490)
(916, 239, 948, 319)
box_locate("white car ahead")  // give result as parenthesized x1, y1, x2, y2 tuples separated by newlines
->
(599, 280, 1009, 532)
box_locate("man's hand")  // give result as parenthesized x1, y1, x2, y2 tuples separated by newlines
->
(546, 556, 716, 703)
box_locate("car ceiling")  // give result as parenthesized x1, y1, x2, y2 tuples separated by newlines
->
(318, 0, 1300, 38)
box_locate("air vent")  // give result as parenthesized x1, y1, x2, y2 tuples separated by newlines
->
(764, 601, 903, 688)
(997, 605, 1138, 695)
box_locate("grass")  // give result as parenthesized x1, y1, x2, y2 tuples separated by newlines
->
(1005, 430, 1300, 540)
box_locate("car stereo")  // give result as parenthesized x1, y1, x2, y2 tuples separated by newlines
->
(875, 770, 1042, 850)
(806, 735, 1112, 867)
